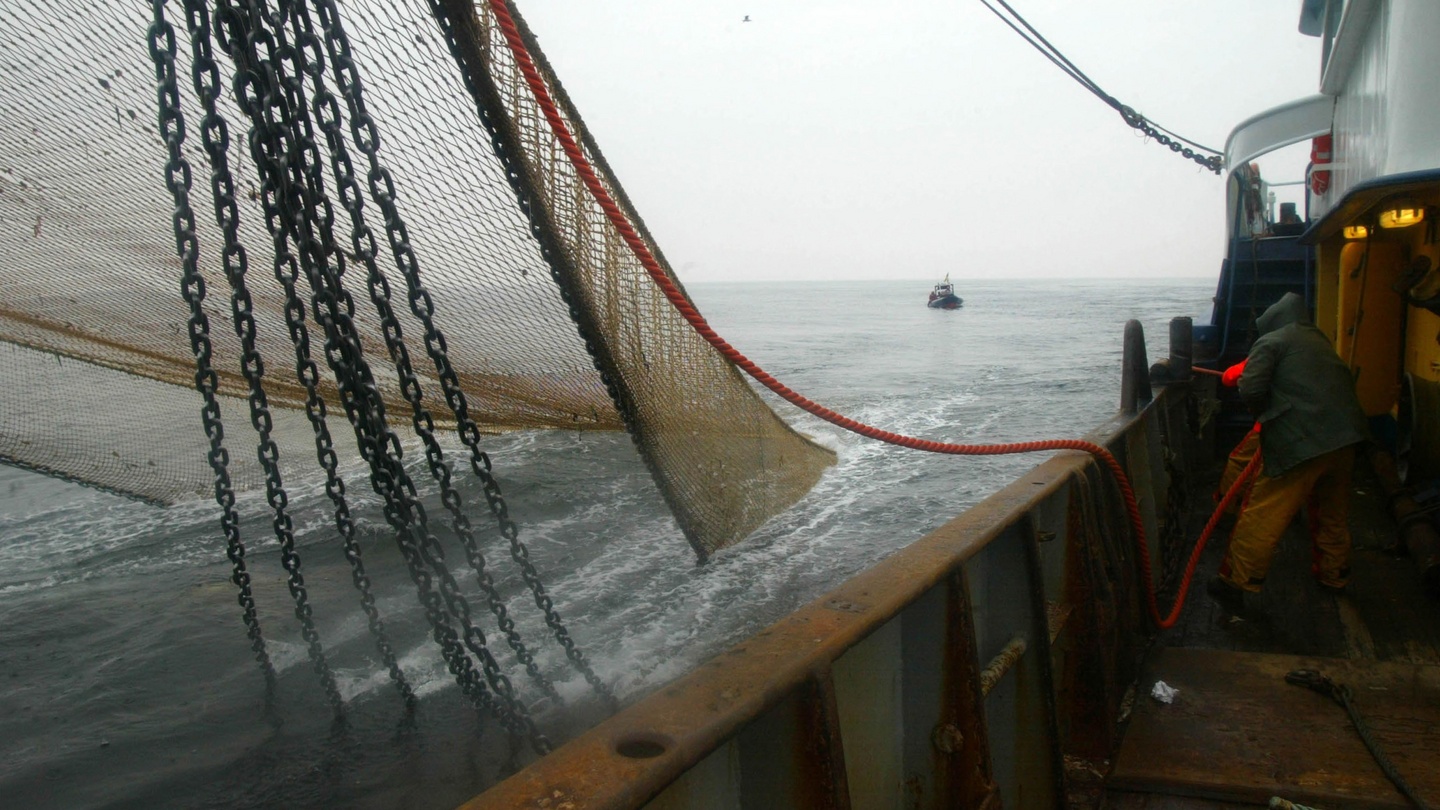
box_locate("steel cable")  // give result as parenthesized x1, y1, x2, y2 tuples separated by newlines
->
(977, 0, 1223, 172)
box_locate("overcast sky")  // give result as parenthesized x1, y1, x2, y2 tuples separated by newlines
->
(518, 1, 1321, 283)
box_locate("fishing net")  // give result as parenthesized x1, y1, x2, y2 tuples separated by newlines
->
(0, 0, 835, 559)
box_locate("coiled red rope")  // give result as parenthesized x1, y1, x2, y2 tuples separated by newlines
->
(483, 0, 1223, 629)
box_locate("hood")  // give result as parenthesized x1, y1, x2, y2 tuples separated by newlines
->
(1255, 292, 1310, 336)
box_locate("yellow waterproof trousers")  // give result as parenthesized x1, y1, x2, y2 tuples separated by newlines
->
(1216, 426, 1261, 509)
(1221, 444, 1355, 592)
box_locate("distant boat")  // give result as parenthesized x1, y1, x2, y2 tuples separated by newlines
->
(927, 275, 963, 309)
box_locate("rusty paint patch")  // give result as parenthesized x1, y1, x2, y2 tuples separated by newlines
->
(932, 723, 965, 755)
(824, 598, 868, 614)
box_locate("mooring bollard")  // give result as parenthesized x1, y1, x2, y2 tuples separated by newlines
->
(1121, 319, 1152, 414)
(1168, 316, 1193, 382)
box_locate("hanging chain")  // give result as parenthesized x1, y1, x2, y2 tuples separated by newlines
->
(1115, 105, 1223, 175)
(425, 0, 629, 709)
(289, 0, 558, 705)
(212, 0, 549, 751)
(259, 0, 548, 740)
(147, 0, 277, 692)
(160, 0, 611, 740)
(181, 0, 415, 711)
(212, 0, 507, 730)
(160, 0, 347, 716)
(311, 0, 616, 710)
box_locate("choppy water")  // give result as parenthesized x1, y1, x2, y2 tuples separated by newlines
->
(0, 277, 1214, 809)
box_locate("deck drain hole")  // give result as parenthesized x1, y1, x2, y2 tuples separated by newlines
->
(616, 734, 668, 759)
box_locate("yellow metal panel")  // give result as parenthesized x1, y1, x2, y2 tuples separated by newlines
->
(1337, 240, 1404, 415)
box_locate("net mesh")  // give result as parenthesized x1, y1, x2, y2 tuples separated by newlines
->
(0, 0, 834, 558)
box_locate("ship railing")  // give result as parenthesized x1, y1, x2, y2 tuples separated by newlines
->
(461, 319, 1198, 810)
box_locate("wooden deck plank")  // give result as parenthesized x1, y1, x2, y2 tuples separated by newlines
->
(1108, 648, 1440, 809)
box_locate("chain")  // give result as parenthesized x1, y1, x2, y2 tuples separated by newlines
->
(212, 0, 549, 751)
(147, 0, 277, 692)
(294, 0, 560, 704)
(182, 0, 415, 711)
(980, 0, 1223, 175)
(316, 0, 617, 710)
(263, 0, 549, 738)
(425, 0, 621, 710)
(165, 0, 346, 717)
(213, 0, 503, 728)
(1115, 105, 1223, 174)
(1154, 406, 1191, 595)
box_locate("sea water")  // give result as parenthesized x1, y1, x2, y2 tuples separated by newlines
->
(0, 277, 1215, 809)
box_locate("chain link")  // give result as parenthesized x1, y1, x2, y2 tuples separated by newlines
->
(158, 0, 617, 743)
(164, 0, 348, 716)
(1154, 407, 1191, 596)
(264, 0, 548, 740)
(148, 0, 278, 692)
(216, 0, 503, 726)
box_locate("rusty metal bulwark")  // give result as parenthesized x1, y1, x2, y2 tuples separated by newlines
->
(458, 387, 1185, 810)
(1056, 466, 1130, 763)
(939, 571, 998, 808)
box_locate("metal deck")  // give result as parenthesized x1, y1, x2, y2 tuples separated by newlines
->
(1109, 648, 1440, 809)
(1162, 462, 1440, 662)
(1104, 455, 1440, 809)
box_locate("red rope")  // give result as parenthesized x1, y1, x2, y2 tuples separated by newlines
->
(1153, 449, 1261, 628)
(482, 0, 1220, 628)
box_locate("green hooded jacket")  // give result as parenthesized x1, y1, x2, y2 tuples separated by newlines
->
(1239, 292, 1368, 476)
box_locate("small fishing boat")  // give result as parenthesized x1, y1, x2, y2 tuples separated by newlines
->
(927, 275, 963, 309)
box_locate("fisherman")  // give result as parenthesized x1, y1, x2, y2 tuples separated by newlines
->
(1215, 357, 1326, 559)
(1208, 293, 1368, 617)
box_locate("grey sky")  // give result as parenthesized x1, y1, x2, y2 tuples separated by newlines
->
(519, 1, 1320, 283)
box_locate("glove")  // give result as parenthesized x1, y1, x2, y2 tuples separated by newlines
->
(1221, 359, 1247, 387)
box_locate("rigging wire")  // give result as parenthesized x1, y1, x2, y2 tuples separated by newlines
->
(978, 0, 1224, 172)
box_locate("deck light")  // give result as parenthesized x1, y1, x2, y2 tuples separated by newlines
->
(1379, 204, 1425, 229)
(1343, 224, 1369, 240)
